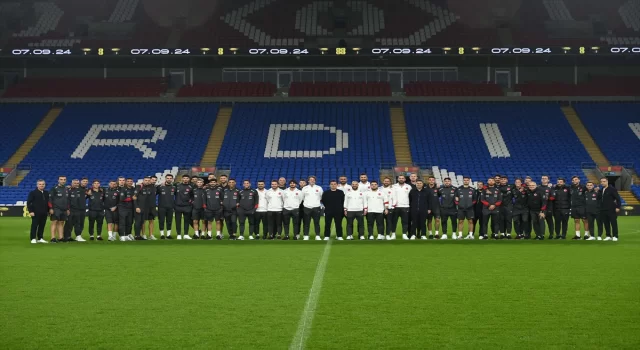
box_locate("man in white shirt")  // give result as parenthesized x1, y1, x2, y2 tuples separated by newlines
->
(357, 173, 371, 193)
(301, 175, 324, 240)
(254, 180, 268, 239)
(282, 180, 302, 240)
(365, 180, 388, 240)
(265, 180, 284, 240)
(382, 177, 396, 239)
(392, 175, 412, 240)
(337, 175, 350, 192)
(344, 181, 367, 240)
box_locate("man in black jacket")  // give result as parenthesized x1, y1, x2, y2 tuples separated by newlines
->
(118, 178, 136, 241)
(175, 175, 194, 240)
(104, 180, 119, 241)
(526, 181, 548, 240)
(49, 175, 69, 242)
(86, 180, 105, 241)
(438, 177, 457, 240)
(65, 179, 87, 242)
(498, 176, 514, 239)
(157, 174, 175, 239)
(134, 177, 154, 240)
(569, 176, 588, 240)
(597, 177, 621, 241)
(27, 179, 49, 243)
(321, 180, 345, 239)
(409, 180, 430, 239)
(583, 181, 599, 240)
(512, 179, 529, 239)
(480, 178, 503, 240)
(223, 179, 241, 240)
(238, 180, 259, 240)
(553, 178, 571, 239)
(455, 177, 476, 239)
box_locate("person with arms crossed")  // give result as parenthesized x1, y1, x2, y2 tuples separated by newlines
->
(569, 176, 588, 240)
(238, 180, 259, 240)
(104, 180, 119, 241)
(322, 180, 346, 240)
(344, 181, 367, 240)
(454, 176, 476, 240)
(480, 178, 503, 240)
(282, 180, 302, 240)
(86, 180, 105, 240)
(157, 174, 175, 239)
(409, 180, 430, 239)
(392, 175, 411, 240)
(265, 180, 284, 240)
(27, 179, 49, 244)
(597, 177, 621, 241)
(438, 177, 457, 240)
(365, 180, 388, 240)
(301, 176, 323, 240)
(254, 180, 268, 239)
(222, 179, 241, 240)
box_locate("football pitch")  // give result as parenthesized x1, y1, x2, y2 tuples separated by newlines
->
(1, 217, 639, 349)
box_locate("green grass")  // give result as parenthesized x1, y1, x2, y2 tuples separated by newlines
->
(1, 217, 639, 349)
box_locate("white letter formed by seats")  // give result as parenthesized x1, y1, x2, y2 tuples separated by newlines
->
(71, 124, 167, 159)
(264, 123, 349, 158)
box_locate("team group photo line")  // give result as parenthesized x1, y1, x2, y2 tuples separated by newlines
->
(25, 172, 623, 244)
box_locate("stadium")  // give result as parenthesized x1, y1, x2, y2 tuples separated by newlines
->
(0, 0, 639, 348)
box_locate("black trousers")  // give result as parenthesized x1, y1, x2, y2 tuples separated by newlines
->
(544, 210, 555, 237)
(481, 210, 499, 236)
(88, 210, 105, 236)
(175, 208, 191, 235)
(282, 209, 300, 237)
(267, 211, 282, 237)
(346, 211, 365, 237)
(158, 207, 174, 231)
(554, 209, 570, 237)
(303, 207, 321, 236)
(237, 208, 254, 236)
(411, 210, 427, 238)
(224, 209, 238, 235)
(512, 210, 529, 236)
(473, 208, 484, 234)
(586, 213, 598, 236)
(499, 206, 513, 234)
(598, 211, 618, 238)
(324, 212, 344, 238)
(441, 209, 457, 235)
(118, 208, 133, 237)
(366, 212, 384, 237)
(407, 210, 413, 238)
(64, 210, 85, 238)
(384, 209, 393, 234)
(254, 211, 267, 236)
(30, 214, 47, 240)
(392, 207, 410, 234)
(529, 211, 546, 238)
(134, 211, 147, 236)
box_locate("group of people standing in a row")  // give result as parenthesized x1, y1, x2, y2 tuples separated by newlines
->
(25, 171, 622, 243)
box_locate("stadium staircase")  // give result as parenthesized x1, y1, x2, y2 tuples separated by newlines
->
(200, 107, 232, 167)
(561, 105, 609, 183)
(3, 106, 62, 185)
(390, 107, 412, 165)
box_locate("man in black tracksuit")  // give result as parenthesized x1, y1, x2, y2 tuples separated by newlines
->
(512, 179, 529, 239)
(49, 177, 70, 242)
(204, 183, 224, 240)
(223, 180, 241, 239)
(584, 182, 599, 240)
(134, 177, 154, 240)
(191, 179, 207, 239)
(297, 179, 307, 238)
(238, 180, 258, 239)
(104, 181, 119, 241)
(322, 180, 345, 239)
(526, 182, 549, 240)
(473, 181, 485, 236)
(175, 175, 194, 239)
(540, 176, 555, 239)
(87, 180, 105, 240)
(480, 178, 503, 240)
(65, 179, 86, 241)
(454, 177, 476, 239)
(118, 179, 136, 240)
(426, 178, 441, 239)
(409, 180, 430, 239)
(498, 176, 514, 238)
(597, 178, 621, 240)
(569, 176, 587, 240)
(157, 174, 175, 239)
(553, 178, 571, 239)
(438, 178, 457, 239)
(27, 180, 49, 243)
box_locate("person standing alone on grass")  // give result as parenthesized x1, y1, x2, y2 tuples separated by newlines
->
(27, 179, 49, 244)
(597, 177, 621, 241)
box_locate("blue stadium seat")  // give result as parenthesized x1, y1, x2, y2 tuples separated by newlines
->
(0, 104, 48, 165)
(216, 103, 395, 186)
(404, 103, 591, 184)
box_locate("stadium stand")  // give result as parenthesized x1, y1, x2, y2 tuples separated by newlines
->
(216, 103, 396, 186)
(0, 104, 48, 166)
(404, 82, 503, 97)
(2, 78, 168, 98)
(0, 103, 218, 205)
(288, 82, 391, 97)
(517, 77, 640, 96)
(177, 82, 276, 97)
(404, 103, 592, 186)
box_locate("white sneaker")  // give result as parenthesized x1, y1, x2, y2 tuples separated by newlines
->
(177, 235, 182, 240)
(377, 234, 385, 240)
(149, 235, 157, 240)
(452, 234, 457, 240)
(183, 235, 192, 240)
(76, 236, 86, 242)
(37, 238, 48, 243)
(613, 237, 618, 242)
(420, 236, 427, 240)
(410, 235, 416, 240)
(586, 236, 596, 241)
(441, 234, 448, 240)
(390, 233, 396, 240)
(249, 235, 254, 240)
(120, 236, 126, 242)
(402, 234, 409, 240)
(238, 236, 245, 240)
(385, 235, 391, 240)
(303, 236, 310, 241)
(359, 236, 366, 240)
(30, 239, 37, 244)
(346, 235, 353, 240)
(479, 235, 485, 240)
(604, 237, 612, 241)
(597, 236, 602, 241)
(127, 234, 135, 241)
(295, 235, 300, 240)
(337, 237, 344, 241)
(324, 237, 330, 241)
(458, 233, 464, 239)
(368, 235, 374, 240)
(315, 235, 321, 241)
